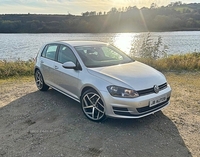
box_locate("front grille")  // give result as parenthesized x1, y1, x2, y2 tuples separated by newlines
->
(159, 83, 167, 90)
(112, 97, 170, 117)
(137, 97, 170, 113)
(137, 83, 167, 96)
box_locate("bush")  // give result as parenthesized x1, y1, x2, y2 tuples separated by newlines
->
(130, 33, 168, 59)
(130, 33, 200, 71)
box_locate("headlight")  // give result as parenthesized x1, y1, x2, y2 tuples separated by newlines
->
(107, 85, 139, 98)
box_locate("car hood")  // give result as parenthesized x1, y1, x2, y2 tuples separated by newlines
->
(88, 61, 167, 90)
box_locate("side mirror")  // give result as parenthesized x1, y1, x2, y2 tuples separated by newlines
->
(62, 61, 76, 69)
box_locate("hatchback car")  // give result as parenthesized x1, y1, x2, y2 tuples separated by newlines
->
(34, 41, 171, 122)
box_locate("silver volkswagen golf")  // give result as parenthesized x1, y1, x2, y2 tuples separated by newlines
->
(34, 41, 171, 122)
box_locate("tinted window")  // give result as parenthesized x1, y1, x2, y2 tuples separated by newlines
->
(41, 44, 58, 60)
(58, 45, 77, 64)
(102, 46, 123, 60)
(75, 44, 133, 67)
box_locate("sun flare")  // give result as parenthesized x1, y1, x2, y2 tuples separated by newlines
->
(113, 33, 136, 54)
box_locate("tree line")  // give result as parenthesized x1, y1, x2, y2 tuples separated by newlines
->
(1, 2, 200, 33)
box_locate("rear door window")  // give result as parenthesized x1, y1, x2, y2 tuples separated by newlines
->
(41, 44, 58, 60)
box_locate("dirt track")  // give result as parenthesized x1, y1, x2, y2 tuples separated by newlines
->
(0, 73, 199, 157)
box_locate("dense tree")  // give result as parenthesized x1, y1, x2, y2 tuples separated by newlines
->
(1, 2, 200, 33)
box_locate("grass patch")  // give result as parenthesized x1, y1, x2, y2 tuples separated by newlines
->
(0, 76, 34, 85)
(0, 59, 35, 79)
(0, 53, 200, 79)
(134, 53, 200, 72)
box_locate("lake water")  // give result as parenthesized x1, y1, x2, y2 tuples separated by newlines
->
(0, 31, 200, 61)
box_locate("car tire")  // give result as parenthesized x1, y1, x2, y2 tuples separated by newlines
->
(81, 89, 106, 122)
(34, 69, 49, 91)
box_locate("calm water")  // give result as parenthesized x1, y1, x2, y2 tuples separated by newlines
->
(0, 31, 200, 61)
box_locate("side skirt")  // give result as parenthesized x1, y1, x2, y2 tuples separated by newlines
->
(47, 84, 80, 103)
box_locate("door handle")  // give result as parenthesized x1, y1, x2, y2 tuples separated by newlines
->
(54, 65, 59, 69)
(41, 60, 44, 64)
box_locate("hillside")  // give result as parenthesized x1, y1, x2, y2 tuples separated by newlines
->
(1, 3, 200, 33)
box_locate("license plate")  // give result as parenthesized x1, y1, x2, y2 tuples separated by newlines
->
(149, 95, 167, 107)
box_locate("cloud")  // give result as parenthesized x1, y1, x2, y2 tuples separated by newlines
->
(0, 0, 199, 15)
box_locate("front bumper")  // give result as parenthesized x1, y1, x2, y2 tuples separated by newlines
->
(100, 86, 172, 119)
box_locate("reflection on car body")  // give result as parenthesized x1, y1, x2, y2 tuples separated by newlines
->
(34, 41, 171, 122)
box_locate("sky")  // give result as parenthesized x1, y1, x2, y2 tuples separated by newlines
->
(0, 0, 200, 15)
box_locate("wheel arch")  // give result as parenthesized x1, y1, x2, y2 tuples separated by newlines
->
(80, 85, 108, 108)
(80, 85, 106, 101)
(34, 66, 40, 74)
(80, 86, 97, 99)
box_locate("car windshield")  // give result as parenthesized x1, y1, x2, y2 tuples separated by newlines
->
(74, 44, 134, 68)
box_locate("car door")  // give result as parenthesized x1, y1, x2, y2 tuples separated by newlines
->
(53, 44, 81, 101)
(40, 44, 59, 86)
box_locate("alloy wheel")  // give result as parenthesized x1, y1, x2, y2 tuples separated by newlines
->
(82, 90, 106, 121)
(35, 70, 49, 91)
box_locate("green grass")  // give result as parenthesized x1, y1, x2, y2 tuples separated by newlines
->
(0, 53, 200, 79)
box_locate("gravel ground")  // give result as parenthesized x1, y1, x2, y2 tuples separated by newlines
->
(0, 73, 199, 157)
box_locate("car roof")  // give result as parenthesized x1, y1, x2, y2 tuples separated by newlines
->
(55, 41, 107, 47)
